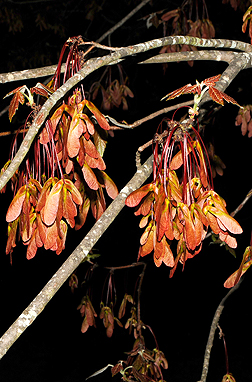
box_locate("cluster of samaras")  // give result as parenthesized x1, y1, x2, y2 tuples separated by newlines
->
(3, 36, 120, 260)
(5, 90, 118, 259)
(126, 118, 242, 275)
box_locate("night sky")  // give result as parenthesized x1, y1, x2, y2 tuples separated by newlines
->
(0, 1, 252, 381)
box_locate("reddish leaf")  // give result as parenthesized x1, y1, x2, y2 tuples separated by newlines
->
(81, 316, 89, 333)
(139, 224, 155, 258)
(43, 179, 64, 226)
(82, 163, 99, 190)
(90, 192, 105, 220)
(203, 74, 221, 87)
(85, 153, 106, 171)
(75, 197, 90, 230)
(64, 179, 82, 205)
(26, 231, 38, 260)
(125, 183, 154, 207)
(156, 197, 174, 241)
(6, 220, 18, 255)
(224, 246, 252, 288)
(83, 137, 99, 158)
(22, 213, 36, 242)
(98, 171, 118, 199)
(219, 231, 237, 248)
(9, 91, 26, 122)
(192, 208, 204, 247)
(179, 203, 197, 251)
(169, 150, 183, 170)
(154, 236, 174, 267)
(50, 103, 65, 133)
(208, 86, 240, 107)
(44, 221, 58, 250)
(55, 220, 68, 255)
(36, 177, 57, 212)
(139, 215, 150, 228)
(134, 194, 153, 216)
(93, 130, 107, 157)
(63, 189, 77, 228)
(85, 100, 110, 130)
(208, 207, 243, 234)
(4, 86, 26, 122)
(205, 209, 221, 234)
(35, 225, 44, 248)
(67, 116, 85, 158)
(30, 82, 53, 98)
(80, 114, 95, 135)
(6, 185, 27, 222)
(161, 83, 196, 101)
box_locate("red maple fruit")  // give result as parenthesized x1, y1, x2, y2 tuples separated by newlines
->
(126, 103, 242, 275)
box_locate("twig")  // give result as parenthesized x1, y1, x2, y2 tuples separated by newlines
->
(96, 0, 152, 43)
(0, 105, 9, 117)
(0, 64, 66, 84)
(197, 279, 242, 382)
(136, 262, 147, 329)
(0, 154, 154, 360)
(127, 100, 194, 129)
(0, 127, 28, 137)
(230, 188, 252, 217)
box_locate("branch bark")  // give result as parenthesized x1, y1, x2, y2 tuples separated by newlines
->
(0, 154, 153, 360)
(1, 36, 251, 193)
(197, 280, 242, 382)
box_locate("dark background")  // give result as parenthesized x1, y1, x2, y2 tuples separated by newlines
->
(0, 0, 252, 381)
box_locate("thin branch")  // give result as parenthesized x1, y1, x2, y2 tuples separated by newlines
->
(0, 37, 251, 84)
(0, 64, 66, 84)
(126, 100, 194, 129)
(96, 0, 152, 43)
(0, 127, 28, 138)
(1, 37, 251, 192)
(136, 262, 147, 328)
(0, 154, 154, 360)
(197, 280, 242, 382)
(230, 188, 252, 217)
(139, 50, 243, 65)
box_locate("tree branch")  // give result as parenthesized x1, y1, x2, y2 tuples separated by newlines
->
(1, 36, 251, 191)
(0, 64, 66, 84)
(230, 188, 252, 218)
(96, 0, 152, 43)
(197, 280, 242, 382)
(139, 50, 244, 65)
(0, 154, 154, 360)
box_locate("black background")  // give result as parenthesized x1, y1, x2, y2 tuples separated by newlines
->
(0, 0, 252, 381)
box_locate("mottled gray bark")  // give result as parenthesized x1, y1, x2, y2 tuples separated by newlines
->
(197, 280, 242, 382)
(0, 155, 153, 360)
(1, 36, 252, 193)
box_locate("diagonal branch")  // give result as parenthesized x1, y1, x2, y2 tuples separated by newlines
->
(139, 50, 244, 65)
(0, 154, 154, 360)
(0, 63, 66, 84)
(96, 0, 152, 43)
(197, 280, 242, 382)
(1, 36, 251, 193)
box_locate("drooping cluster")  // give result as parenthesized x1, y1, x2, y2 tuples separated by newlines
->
(126, 118, 242, 275)
(4, 37, 118, 260)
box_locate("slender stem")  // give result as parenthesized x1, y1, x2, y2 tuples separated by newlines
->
(137, 262, 147, 328)
(96, 0, 152, 43)
(197, 279, 242, 382)
(230, 188, 252, 217)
